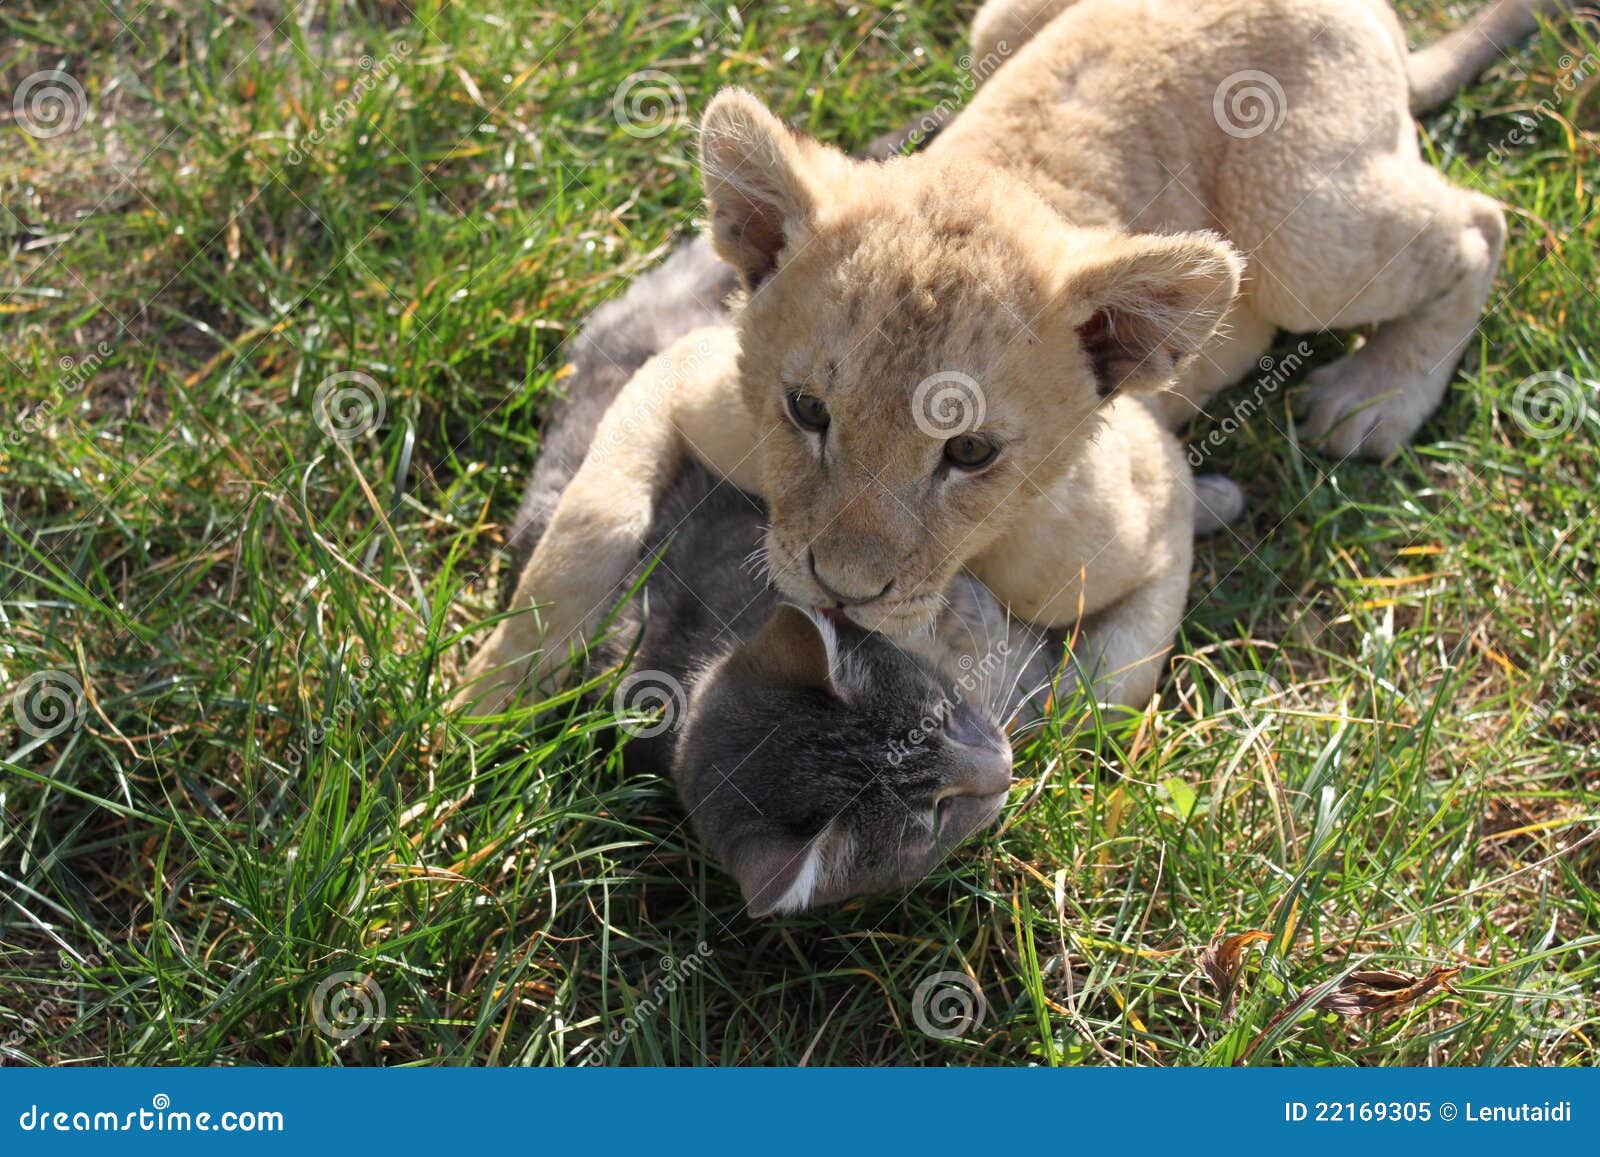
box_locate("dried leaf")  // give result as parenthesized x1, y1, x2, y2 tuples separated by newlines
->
(1314, 967, 1462, 1016)
(1235, 965, 1463, 1065)
(1199, 929, 1270, 1020)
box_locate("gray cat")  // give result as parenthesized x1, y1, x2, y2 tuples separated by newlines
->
(507, 235, 1065, 915)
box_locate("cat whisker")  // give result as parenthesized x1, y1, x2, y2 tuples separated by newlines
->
(995, 635, 1058, 724)
(1005, 715, 1054, 741)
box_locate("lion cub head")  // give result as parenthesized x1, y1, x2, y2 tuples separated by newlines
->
(700, 89, 1241, 636)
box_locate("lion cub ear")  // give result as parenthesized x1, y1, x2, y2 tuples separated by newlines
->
(1060, 232, 1243, 396)
(699, 88, 846, 290)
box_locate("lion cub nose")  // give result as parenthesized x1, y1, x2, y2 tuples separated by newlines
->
(807, 549, 893, 606)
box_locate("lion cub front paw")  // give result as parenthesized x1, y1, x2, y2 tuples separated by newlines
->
(1295, 357, 1431, 460)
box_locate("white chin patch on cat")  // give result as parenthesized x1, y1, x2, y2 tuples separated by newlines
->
(797, 606, 874, 701)
(767, 840, 824, 915)
(797, 606, 841, 674)
(761, 825, 855, 916)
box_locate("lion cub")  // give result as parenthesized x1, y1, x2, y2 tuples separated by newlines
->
(461, 321, 1226, 714)
(462, 0, 1531, 710)
(460, 9, 1257, 710)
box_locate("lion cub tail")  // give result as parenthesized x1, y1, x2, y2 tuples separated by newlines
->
(1408, 0, 1571, 115)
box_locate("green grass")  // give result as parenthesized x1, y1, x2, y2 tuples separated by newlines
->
(1, 0, 1596, 1066)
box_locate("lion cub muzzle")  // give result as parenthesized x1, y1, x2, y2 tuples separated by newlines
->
(807, 547, 894, 606)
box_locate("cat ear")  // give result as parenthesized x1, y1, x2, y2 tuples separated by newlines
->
(699, 88, 845, 290)
(1058, 231, 1243, 396)
(735, 823, 842, 917)
(737, 604, 841, 694)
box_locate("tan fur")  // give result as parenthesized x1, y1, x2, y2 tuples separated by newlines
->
(970, 0, 1078, 64)
(1407, 0, 1570, 113)
(459, 327, 758, 711)
(458, 327, 1195, 716)
(680, 1, 1512, 634)
(459, 0, 1535, 713)
(950, 0, 1508, 461)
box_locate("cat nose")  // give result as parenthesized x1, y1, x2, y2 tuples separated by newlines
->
(808, 548, 892, 606)
(940, 744, 1013, 801)
(970, 748, 1013, 798)
(932, 761, 1011, 846)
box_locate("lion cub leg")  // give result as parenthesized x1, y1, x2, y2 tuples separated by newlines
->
(1059, 546, 1191, 712)
(968, 395, 1198, 715)
(1252, 161, 1505, 459)
(456, 327, 751, 717)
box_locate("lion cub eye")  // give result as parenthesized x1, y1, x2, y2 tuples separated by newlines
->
(787, 391, 831, 432)
(943, 434, 998, 470)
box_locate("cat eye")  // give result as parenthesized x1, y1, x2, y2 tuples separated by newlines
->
(787, 391, 831, 432)
(943, 433, 998, 470)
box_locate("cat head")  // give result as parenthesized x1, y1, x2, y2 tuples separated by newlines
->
(698, 88, 1241, 637)
(673, 605, 1013, 916)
